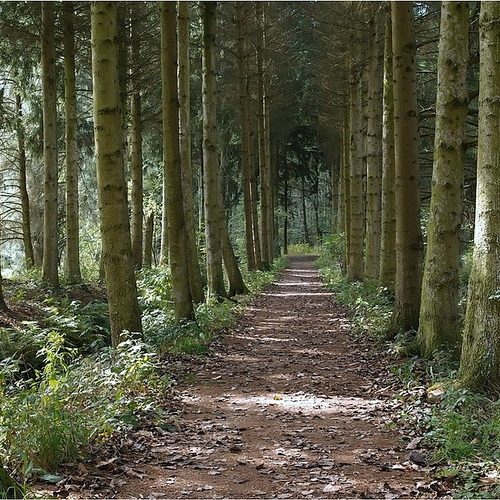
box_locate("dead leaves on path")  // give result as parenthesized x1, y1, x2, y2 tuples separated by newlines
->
(37, 258, 451, 499)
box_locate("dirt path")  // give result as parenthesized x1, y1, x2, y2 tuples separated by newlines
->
(52, 256, 441, 498)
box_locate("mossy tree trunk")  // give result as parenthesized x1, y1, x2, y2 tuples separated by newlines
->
(41, 1, 59, 288)
(379, 6, 396, 292)
(63, 1, 82, 284)
(161, 2, 194, 321)
(91, 1, 142, 346)
(418, 1, 468, 358)
(202, 1, 226, 299)
(458, 2, 500, 393)
(364, 15, 382, 282)
(390, 2, 422, 334)
(178, 1, 205, 304)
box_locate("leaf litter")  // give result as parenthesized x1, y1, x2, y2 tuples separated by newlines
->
(35, 255, 451, 499)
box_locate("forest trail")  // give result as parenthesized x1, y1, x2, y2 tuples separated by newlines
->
(53, 256, 440, 499)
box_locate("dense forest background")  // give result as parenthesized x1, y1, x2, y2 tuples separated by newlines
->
(2, 1, 500, 497)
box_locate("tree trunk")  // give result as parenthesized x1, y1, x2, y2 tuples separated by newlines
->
(249, 116, 262, 269)
(390, 2, 422, 334)
(0, 250, 8, 312)
(143, 212, 154, 268)
(16, 92, 34, 269)
(283, 144, 288, 255)
(130, 6, 144, 270)
(458, 2, 500, 393)
(202, 1, 226, 299)
(364, 16, 382, 281)
(418, 1, 468, 358)
(178, 1, 205, 304)
(221, 211, 248, 297)
(63, 1, 82, 284)
(91, 1, 142, 346)
(379, 6, 396, 291)
(265, 104, 274, 261)
(161, 1, 194, 321)
(300, 173, 310, 246)
(347, 63, 364, 281)
(342, 109, 351, 271)
(41, 1, 59, 288)
(236, 3, 257, 271)
(256, 3, 271, 266)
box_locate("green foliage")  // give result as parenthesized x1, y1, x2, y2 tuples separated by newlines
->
(389, 353, 500, 496)
(286, 243, 315, 255)
(0, 337, 172, 481)
(317, 240, 393, 339)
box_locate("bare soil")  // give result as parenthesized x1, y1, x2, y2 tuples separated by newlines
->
(39, 255, 448, 499)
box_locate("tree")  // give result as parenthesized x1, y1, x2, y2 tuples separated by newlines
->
(458, 2, 500, 393)
(256, 2, 273, 267)
(390, 2, 422, 334)
(15, 90, 35, 269)
(160, 1, 194, 321)
(235, 2, 258, 271)
(347, 58, 364, 282)
(178, 0, 205, 303)
(63, 1, 82, 283)
(0, 252, 8, 312)
(130, 4, 144, 270)
(379, 6, 396, 291)
(91, 1, 142, 346)
(418, 1, 469, 357)
(202, 1, 226, 299)
(41, 1, 59, 288)
(364, 13, 382, 281)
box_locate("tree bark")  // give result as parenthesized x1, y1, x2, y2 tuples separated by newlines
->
(347, 62, 364, 281)
(143, 212, 154, 268)
(390, 2, 422, 334)
(364, 16, 382, 281)
(178, 1, 205, 304)
(236, 2, 257, 271)
(202, 1, 226, 299)
(418, 1, 468, 357)
(15, 92, 34, 269)
(63, 1, 82, 283)
(342, 110, 350, 271)
(91, 1, 142, 346)
(41, 1, 59, 288)
(379, 6, 396, 291)
(221, 211, 248, 297)
(458, 2, 500, 393)
(161, 1, 194, 321)
(130, 5, 144, 270)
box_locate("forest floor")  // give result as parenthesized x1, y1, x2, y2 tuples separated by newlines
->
(36, 255, 450, 499)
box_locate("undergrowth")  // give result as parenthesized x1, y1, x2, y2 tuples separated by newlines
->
(318, 234, 500, 498)
(0, 256, 287, 494)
